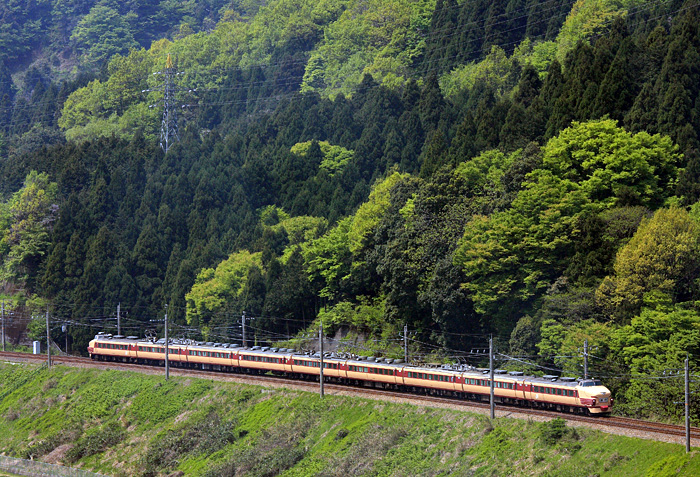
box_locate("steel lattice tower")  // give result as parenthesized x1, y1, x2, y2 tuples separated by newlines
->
(160, 54, 179, 153)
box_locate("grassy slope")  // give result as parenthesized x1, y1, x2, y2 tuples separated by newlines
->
(0, 363, 698, 476)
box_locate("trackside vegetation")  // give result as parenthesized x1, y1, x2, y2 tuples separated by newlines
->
(0, 363, 698, 476)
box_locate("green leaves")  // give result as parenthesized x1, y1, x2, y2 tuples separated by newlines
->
(70, 5, 139, 68)
(0, 171, 58, 286)
(542, 118, 681, 208)
(300, 0, 436, 97)
(454, 119, 682, 327)
(185, 250, 262, 327)
(290, 140, 355, 176)
(596, 206, 700, 320)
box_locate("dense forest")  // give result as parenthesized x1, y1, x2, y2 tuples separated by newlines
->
(1, 0, 700, 422)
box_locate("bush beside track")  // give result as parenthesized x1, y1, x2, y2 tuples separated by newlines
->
(0, 363, 698, 476)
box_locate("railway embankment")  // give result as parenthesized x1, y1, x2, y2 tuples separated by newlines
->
(0, 361, 698, 476)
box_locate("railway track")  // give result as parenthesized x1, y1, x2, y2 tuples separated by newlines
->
(2, 351, 697, 444)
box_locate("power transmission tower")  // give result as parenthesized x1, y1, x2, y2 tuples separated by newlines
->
(160, 54, 179, 153)
(144, 54, 196, 154)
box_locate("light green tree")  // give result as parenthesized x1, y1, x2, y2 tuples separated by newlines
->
(70, 4, 139, 68)
(596, 207, 700, 320)
(185, 250, 262, 328)
(303, 216, 352, 299)
(348, 171, 408, 254)
(454, 119, 682, 328)
(0, 171, 58, 286)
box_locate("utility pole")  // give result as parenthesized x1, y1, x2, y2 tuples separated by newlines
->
(164, 306, 169, 380)
(1, 300, 5, 352)
(117, 303, 121, 336)
(242, 311, 246, 347)
(404, 324, 408, 363)
(686, 356, 690, 453)
(320, 320, 324, 398)
(489, 335, 495, 420)
(46, 306, 51, 368)
(583, 339, 589, 379)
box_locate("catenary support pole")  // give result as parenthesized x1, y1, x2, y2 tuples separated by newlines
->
(242, 311, 246, 347)
(489, 336, 495, 420)
(1, 301, 5, 352)
(686, 356, 690, 453)
(46, 307, 51, 367)
(117, 303, 121, 336)
(583, 339, 589, 380)
(164, 307, 169, 380)
(320, 321, 324, 398)
(404, 324, 408, 363)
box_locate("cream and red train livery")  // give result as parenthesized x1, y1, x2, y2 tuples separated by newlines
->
(88, 333, 613, 414)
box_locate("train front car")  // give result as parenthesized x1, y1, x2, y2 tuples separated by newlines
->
(89, 333, 139, 362)
(576, 378, 613, 414)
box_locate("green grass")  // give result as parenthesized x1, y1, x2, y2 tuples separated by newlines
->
(0, 363, 698, 476)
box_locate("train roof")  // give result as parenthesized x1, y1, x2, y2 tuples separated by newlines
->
(524, 375, 581, 387)
(93, 334, 140, 343)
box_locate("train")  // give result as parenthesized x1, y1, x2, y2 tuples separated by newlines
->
(88, 332, 613, 415)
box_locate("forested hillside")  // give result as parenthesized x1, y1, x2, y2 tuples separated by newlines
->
(1, 0, 700, 422)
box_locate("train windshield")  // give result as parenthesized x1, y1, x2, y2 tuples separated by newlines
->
(580, 380, 602, 386)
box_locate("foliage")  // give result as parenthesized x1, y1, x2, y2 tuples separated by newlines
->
(612, 305, 700, 420)
(316, 296, 385, 336)
(70, 4, 140, 69)
(185, 250, 263, 329)
(65, 422, 126, 464)
(454, 119, 682, 330)
(0, 171, 58, 287)
(291, 140, 355, 176)
(538, 418, 578, 447)
(301, 0, 436, 97)
(555, 0, 635, 63)
(348, 171, 409, 254)
(541, 119, 681, 209)
(596, 207, 700, 321)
